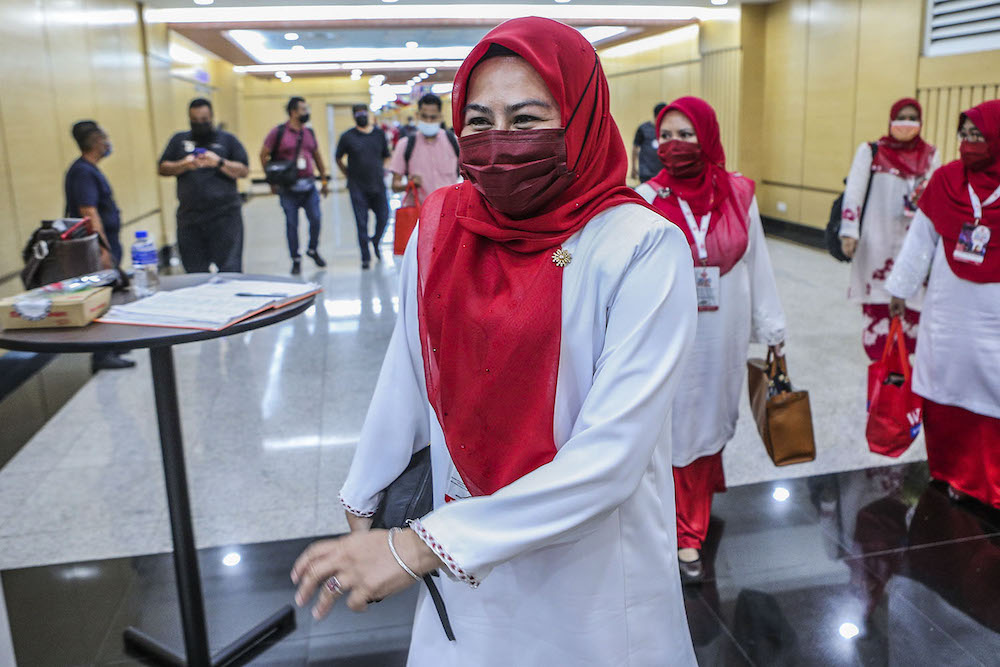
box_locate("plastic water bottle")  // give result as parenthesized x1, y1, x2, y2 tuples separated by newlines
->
(131, 230, 160, 298)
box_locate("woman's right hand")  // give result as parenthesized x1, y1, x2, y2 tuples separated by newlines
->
(889, 297, 906, 319)
(346, 512, 373, 533)
(840, 236, 857, 259)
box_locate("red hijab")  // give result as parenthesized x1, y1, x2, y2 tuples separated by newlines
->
(918, 99, 1000, 284)
(873, 98, 935, 178)
(416, 17, 649, 497)
(647, 96, 753, 275)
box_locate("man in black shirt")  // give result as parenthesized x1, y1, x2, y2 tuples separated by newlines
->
(336, 104, 391, 269)
(64, 120, 134, 371)
(632, 102, 667, 184)
(158, 98, 249, 273)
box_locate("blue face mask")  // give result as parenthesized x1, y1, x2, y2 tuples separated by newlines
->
(103, 140, 112, 158)
(418, 121, 440, 137)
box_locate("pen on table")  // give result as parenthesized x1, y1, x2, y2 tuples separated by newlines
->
(235, 292, 290, 298)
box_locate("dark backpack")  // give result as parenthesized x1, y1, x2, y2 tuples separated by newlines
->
(826, 142, 878, 262)
(403, 129, 460, 177)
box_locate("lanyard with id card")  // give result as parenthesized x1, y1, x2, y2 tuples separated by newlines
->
(953, 182, 1000, 265)
(678, 197, 720, 311)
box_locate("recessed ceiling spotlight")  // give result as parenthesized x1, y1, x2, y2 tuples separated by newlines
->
(274, 70, 286, 78)
(291, 45, 305, 52)
(554, 0, 572, 4)
(426, 67, 437, 74)
(419, 72, 429, 79)
(284, 32, 299, 41)
(193, 0, 214, 5)
(405, 41, 418, 49)
(352, 68, 363, 76)
(281, 75, 292, 83)
(711, 0, 729, 5)
(382, 0, 399, 3)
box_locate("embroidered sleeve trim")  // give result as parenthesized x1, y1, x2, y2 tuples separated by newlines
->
(408, 518, 481, 589)
(339, 492, 376, 518)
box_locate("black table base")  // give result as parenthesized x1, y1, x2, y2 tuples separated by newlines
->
(123, 346, 296, 666)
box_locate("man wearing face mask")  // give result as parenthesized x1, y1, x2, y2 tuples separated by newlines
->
(159, 98, 250, 273)
(65, 120, 135, 372)
(262, 97, 330, 275)
(336, 104, 391, 269)
(388, 93, 460, 206)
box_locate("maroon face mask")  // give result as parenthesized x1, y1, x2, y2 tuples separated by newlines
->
(458, 128, 576, 219)
(657, 140, 705, 179)
(960, 140, 993, 172)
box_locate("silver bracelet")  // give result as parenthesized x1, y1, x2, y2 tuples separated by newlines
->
(388, 527, 421, 581)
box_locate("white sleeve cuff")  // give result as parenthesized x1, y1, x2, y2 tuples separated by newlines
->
(339, 491, 378, 518)
(409, 517, 482, 588)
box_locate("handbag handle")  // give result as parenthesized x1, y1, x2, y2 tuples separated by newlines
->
(883, 316, 912, 383)
(405, 179, 422, 210)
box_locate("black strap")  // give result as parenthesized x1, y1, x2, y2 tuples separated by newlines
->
(269, 123, 306, 163)
(858, 142, 879, 236)
(423, 574, 456, 641)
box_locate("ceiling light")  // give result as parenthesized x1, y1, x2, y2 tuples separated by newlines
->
(600, 24, 700, 58)
(555, 0, 572, 3)
(149, 5, 740, 24)
(351, 68, 363, 76)
(281, 75, 292, 83)
(426, 67, 437, 74)
(232, 61, 465, 74)
(192, 0, 213, 5)
(431, 83, 453, 94)
(274, 70, 286, 78)
(228, 30, 471, 63)
(284, 32, 299, 41)
(382, 0, 399, 3)
(291, 44, 305, 52)
(838, 623, 860, 639)
(168, 42, 206, 65)
(772, 487, 790, 502)
(406, 41, 419, 49)
(711, 0, 729, 5)
(578, 26, 628, 44)
(419, 72, 429, 79)
(222, 552, 241, 567)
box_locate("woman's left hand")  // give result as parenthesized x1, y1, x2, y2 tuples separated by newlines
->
(291, 528, 441, 619)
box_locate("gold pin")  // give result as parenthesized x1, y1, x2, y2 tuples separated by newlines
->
(551, 248, 572, 268)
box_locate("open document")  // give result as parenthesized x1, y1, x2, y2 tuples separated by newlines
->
(97, 278, 322, 331)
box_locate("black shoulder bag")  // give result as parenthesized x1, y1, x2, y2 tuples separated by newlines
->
(371, 446, 456, 641)
(826, 142, 878, 262)
(264, 124, 305, 187)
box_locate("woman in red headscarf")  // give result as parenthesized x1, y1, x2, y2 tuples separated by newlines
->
(636, 97, 787, 581)
(293, 18, 699, 665)
(887, 99, 1000, 509)
(840, 98, 940, 360)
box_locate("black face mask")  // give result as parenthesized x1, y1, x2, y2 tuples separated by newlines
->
(190, 121, 213, 141)
(298, 113, 310, 124)
(355, 113, 369, 128)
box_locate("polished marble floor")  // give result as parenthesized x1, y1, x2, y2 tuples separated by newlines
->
(3, 187, 977, 665)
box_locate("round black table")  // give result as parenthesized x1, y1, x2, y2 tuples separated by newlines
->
(0, 273, 315, 667)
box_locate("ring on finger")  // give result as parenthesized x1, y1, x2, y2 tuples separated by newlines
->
(325, 576, 343, 595)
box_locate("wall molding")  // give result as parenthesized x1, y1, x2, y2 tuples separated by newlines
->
(760, 180, 841, 196)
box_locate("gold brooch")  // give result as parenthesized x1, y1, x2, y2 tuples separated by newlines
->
(552, 248, 572, 268)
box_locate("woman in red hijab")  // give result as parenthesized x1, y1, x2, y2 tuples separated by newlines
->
(887, 99, 1000, 509)
(294, 18, 699, 664)
(636, 97, 787, 581)
(840, 98, 940, 360)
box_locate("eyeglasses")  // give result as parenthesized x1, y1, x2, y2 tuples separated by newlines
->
(959, 129, 985, 143)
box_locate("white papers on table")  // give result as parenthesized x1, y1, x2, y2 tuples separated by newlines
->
(97, 278, 321, 330)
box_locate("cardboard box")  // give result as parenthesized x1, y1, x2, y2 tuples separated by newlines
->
(0, 287, 112, 330)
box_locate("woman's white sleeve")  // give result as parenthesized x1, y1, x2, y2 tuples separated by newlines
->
(634, 182, 657, 205)
(747, 197, 788, 346)
(413, 223, 697, 585)
(886, 211, 939, 300)
(840, 143, 874, 239)
(338, 231, 431, 517)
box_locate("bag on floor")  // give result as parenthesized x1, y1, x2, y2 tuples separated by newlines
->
(747, 350, 816, 466)
(866, 317, 922, 457)
(394, 181, 420, 256)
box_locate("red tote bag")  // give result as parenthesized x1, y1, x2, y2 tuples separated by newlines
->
(866, 317, 923, 457)
(394, 182, 420, 256)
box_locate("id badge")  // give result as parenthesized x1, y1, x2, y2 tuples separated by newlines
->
(953, 223, 990, 265)
(695, 266, 720, 312)
(296, 156, 307, 170)
(444, 462, 471, 504)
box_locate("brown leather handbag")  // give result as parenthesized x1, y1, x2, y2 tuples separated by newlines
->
(20, 221, 105, 290)
(747, 351, 816, 466)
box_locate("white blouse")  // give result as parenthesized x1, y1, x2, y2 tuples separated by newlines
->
(886, 211, 1000, 419)
(840, 142, 939, 307)
(635, 185, 787, 465)
(339, 202, 700, 666)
